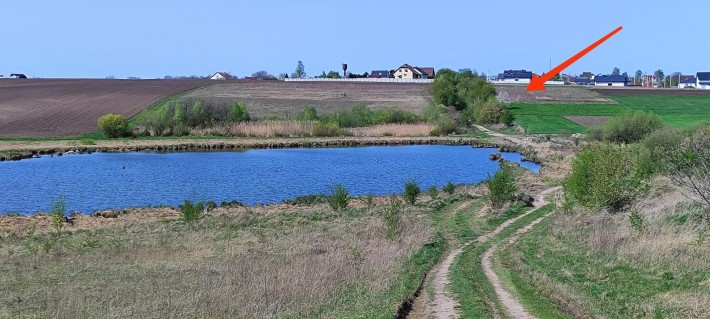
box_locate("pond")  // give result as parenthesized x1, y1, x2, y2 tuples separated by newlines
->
(0, 145, 539, 214)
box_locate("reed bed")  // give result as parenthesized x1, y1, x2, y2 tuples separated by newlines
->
(346, 123, 434, 137)
(190, 120, 318, 137)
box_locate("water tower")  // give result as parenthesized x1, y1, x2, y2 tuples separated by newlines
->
(342, 63, 348, 78)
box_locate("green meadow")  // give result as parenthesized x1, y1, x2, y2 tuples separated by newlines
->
(509, 95, 710, 134)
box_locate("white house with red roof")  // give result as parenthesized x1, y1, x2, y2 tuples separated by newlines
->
(392, 64, 436, 79)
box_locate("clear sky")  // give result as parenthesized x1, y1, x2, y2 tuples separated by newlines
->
(3, 1, 707, 79)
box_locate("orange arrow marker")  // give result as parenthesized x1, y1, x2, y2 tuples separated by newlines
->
(527, 26, 623, 92)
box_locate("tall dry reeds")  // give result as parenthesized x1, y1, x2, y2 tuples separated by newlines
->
(191, 120, 319, 137)
(346, 123, 434, 137)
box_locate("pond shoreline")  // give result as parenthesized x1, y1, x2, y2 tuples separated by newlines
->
(0, 136, 536, 163)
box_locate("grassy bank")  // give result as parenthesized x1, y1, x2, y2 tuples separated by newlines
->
(0, 193, 460, 318)
(497, 199, 709, 318)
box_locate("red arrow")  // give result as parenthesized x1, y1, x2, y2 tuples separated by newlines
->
(527, 26, 623, 92)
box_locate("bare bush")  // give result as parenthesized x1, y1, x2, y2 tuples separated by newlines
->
(665, 124, 710, 221)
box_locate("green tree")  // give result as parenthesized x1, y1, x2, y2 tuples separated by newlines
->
(228, 102, 250, 122)
(97, 114, 129, 138)
(432, 68, 496, 112)
(612, 67, 621, 76)
(318, 70, 341, 78)
(189, 100, 208, 127)
(252, 70, 276, 80)
(635, 70, 643, 85)
(654, 69, 664, 87)
(292, 60, 306, 78)
(297, 105, 318, 121)
(172, 105, 185, 124)
(432, 68, 462, 108)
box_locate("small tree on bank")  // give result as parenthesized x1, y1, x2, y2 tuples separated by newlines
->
(404, 179, 421, 205)
(98, 114, 129, 138)
(487, 165, 517, 209)
(228, 102, 251, 122)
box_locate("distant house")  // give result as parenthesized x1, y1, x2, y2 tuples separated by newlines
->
(678, 75, 697, 88)
(580, 72, 594, 79)
(575, 77, 592, 85)
(496, 70, 533, 83)
(392, 64, 436, 79)
(594, 75, 628, 87)
(369, 70, 390, 78)
(697, 72, 710, 90)
(10, 73, 27, 79)
(210, 72, 232, 80)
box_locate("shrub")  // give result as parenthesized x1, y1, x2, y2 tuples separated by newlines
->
(313, 122, 344, 137)
(50, 196, 67, 234)
(486, 166, 517, 208)
(403, 179, 421, 205)
(474, 99, 507, 125)
(586, 126, 604, 142)
(443, 181, 456, 194)
(431, 114, 457, 136)
(297, 105, 319, 121)
(602, 111, 662, 144)
(433, 69, 496, 111)
(421, 104, 448, 123)
(499, 110, 515, 126)
(564, 143, 648, 211)
(180, 199, 204, 222)
(664, 123, 710, 220)
(459, 105, 477, 127)
(328, 184, 349, 211)
(98, 114, 129, 138)
(228, 102, 251, 122)
(220, 200, 244, 208)
(428, 186, 439, 199)
(282, 194, 329, 206)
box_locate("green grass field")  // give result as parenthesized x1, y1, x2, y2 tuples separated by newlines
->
(509, 95, 710, 134)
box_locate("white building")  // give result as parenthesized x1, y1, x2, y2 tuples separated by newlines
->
(210, 72, 232, 80)
(697, 72, 710, 90)
(594, 75, 628, 87)
(678, 75, 697, 88)
(495, 70, 532, 83)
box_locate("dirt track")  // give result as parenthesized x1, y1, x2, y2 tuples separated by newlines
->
(0, 79, 210, 137)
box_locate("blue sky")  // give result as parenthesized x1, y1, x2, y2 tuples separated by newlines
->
(3, 1, 707, 78)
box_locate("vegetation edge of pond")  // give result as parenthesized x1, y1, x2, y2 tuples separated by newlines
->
(0, 136, 540, 164)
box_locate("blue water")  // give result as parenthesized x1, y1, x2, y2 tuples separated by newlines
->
(0, 145, 539, 214)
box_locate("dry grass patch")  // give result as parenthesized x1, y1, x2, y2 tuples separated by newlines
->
(0, 205, 434, 318)
(347, 123, 434, 137)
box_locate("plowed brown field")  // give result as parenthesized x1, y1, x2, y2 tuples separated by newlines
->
(183, 81, 433, 118)
(0, 79, 210, 137)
